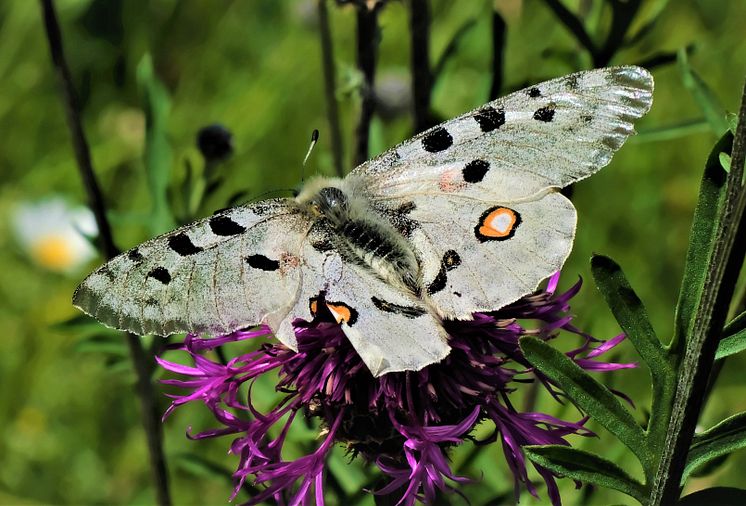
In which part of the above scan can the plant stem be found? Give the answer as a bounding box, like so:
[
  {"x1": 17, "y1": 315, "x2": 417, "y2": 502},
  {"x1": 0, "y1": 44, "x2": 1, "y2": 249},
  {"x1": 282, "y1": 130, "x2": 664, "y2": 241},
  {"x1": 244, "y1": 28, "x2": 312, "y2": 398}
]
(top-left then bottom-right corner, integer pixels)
[
  {"x1": 541, "y1": 0, "x2": 596, "y2": 57},
  {"x1": 650, "y1": 78, "x2": 746, "y2": 505},
  {"x1": 39, "y1": 1, "x2": 172, "y2": 504},
  {"x1": 39, "y1": 0, "x2": 117, "y2": 260},
  {"x1": 407, "y1": 0, "x2": 433, "y2": 133},
  {"x1": 353, "y1": 2, "x2": 380, "y2": 166},
  {"x1": 489, "y1": 8, "x2": 506, "y2": 101},
  {"x1": 317, "y1": 0, "x2": 345, "y2": 177}
]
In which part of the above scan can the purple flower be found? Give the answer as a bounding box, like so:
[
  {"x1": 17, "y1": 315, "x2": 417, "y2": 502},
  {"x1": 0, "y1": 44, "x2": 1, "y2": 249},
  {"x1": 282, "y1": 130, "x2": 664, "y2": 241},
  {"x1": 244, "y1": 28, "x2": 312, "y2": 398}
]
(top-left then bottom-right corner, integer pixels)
[{"x1": 158, "y1": 273, "x2": 634, "y2": 505}]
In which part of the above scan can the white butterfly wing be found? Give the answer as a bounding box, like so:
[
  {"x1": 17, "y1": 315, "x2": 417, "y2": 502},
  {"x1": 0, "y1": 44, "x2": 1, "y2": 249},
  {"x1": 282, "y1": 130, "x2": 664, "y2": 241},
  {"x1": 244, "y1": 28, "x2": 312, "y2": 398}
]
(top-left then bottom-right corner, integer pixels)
[
  {"x1": 353, "y1": 66, "x2": 653, "y2": 202},
  {"x1": 73, "y1": 199, "x2": 311, "y2": 336},
  {"x1": 351, "y1": 66, "x2": 652, "y2": 316},
  {"x1": 407, "y1": 192, "x2": 576, "y2": 317},
  {"x1": 273, "y1": 225, "x2": 450, "y2": 376}
]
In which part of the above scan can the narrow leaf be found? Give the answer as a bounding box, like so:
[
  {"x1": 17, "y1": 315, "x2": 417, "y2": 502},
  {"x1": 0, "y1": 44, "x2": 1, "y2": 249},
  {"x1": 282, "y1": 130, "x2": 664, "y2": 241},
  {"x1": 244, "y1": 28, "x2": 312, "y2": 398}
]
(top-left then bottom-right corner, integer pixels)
[
  {"x1": 137, "y1": 53, "x2": 175, "y2": 234},
  {"x1": 519, "y1": 337, "x2": 649, "y2": 464},
  {"x1": 715, "y1": 328, "x2": 746, "y2": 360},
  {"x1": 678, "y1": 50, "x2": 729, "y2": 135},
  {"x1": 672, "y1": 132, "x2": 733, "y2": 352},
  {"x1": 634, "y1": 118, "x2": 710, "y2": 143},
  {"x1": 720, "y1": 152, "x2": 732, "y2": 172},
  {"x1": 727, "y1": 112, "x2": 738, "y2": 135},
  {"x1": 591, "y1": 255, "x2": 667, "y2": 375},
  {"x1": 724, "y1": 310, "x2": 746, "y2": 337},
  {"x1": 684, "y1": 411, "x2": 746, "y2": 481},
  {"x1": 678, "y1": 487, "x2": 746, "y2": 505},
  {"x1": 524, "y1": 445, "x2": 646, "y2": 502}
]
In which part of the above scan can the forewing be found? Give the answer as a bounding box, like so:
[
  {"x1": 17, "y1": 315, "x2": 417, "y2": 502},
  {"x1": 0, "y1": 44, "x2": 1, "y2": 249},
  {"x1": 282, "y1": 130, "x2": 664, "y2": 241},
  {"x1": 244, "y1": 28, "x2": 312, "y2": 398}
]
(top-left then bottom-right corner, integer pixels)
[
  {"x1": 73, "y1": 199, "x2": 311, "y2": 336},
  {"x1": 352, "y1": 66, "x2": 653, "y2": 202},
  {"x1": 405, "y1": 192, "x2": 576, "y2": 317},
  {"x1": 273, "y1": 224, "x2": 450, "y2": 377}
]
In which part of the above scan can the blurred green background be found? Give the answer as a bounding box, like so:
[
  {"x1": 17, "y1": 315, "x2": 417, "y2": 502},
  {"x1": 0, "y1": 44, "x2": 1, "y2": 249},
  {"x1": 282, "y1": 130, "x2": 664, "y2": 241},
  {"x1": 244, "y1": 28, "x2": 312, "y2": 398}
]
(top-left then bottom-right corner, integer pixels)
[{"x1": 2, "y1": 0, "x2": 746, "y2": 504}]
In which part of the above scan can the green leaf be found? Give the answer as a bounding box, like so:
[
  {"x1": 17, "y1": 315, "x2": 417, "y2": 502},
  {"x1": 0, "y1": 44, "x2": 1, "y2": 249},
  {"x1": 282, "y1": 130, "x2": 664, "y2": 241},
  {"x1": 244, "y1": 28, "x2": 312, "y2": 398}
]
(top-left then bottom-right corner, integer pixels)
[
  {"x1": 688, "y1": 453, "x2": 729, "y2": 478},
  {"x1": 591, "y1": 255, "x2": 667, "y2": 375},
  {"x1": 724, "y1": 310, "x2": 746, "y2": 337},
  {"x1": 684, "y1": 412, "x2": 746, "y2": 482},
  {"x1": 634, "y1": 118, "x2": 710, "y2": 143},
  {"x1": 720, "y1": 152, "x2": 732, "y2": 172},
  {"x1": 677, "y1": 50, "x2": 729, "y2": 135},
  {"x1": 678, "y1": 487, "x2": 746, "y2": 505},
  {"x1": 715, "y1": 328, "x2": 746, "y2": 360},
  {"x1": 524, "y1": 445, "x2": 646, "y2": 502},
  {"x1": 519, "y1": 336, "x2": 649, "y2": 465},
  {"x1": 137, "y1": 53, "x2": 175, "y2": 235},
  {"x1": 673, "y1": 132, "x2": 734, "y2": 352},
  {"x1": 727, "y1": 112, "x2": 739, "y2": 135}
]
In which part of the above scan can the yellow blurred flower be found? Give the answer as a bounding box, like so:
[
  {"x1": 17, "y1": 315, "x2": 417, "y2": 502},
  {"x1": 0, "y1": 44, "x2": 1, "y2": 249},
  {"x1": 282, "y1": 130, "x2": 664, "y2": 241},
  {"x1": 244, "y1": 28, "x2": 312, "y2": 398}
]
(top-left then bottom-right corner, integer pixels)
[{"x1": 13, "y1": 199, "x2": 98, "y2": 273}]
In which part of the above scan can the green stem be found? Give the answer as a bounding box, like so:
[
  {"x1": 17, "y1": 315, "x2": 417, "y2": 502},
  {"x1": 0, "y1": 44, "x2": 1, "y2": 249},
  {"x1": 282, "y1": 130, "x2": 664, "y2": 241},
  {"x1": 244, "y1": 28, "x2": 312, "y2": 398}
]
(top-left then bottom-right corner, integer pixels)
[{"x1": 650, "y1": 78, "x2": 746, "y2": 505}]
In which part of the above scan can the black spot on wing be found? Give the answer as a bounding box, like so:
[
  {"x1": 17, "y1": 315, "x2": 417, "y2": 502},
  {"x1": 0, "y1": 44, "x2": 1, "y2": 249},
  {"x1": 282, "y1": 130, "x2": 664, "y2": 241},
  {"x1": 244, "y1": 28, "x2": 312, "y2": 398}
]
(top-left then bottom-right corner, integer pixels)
[
  {"x1": 527, "y1": 87, "x2": 541, "y2": 98},
  {"x1": 462, "y1": 160, "x2": 490, "y2": 183},
  {"x1": 533, "y1": 106, "x2": 555, "y2": 122},
  {"x1": 565, "y1": 74, "x2": 579, "y2": 89},
  {"x1": 396, "y1": 201, "x2": 416, "y2": 214},
  {"x1": 246, "y1": 254, "x2": 280, "y2": 271},
  {"x1": 427, "y1": 250, "x2": 462, "y2": 295},
  {"x1": 473, "y1": 106, "x2": 505, "y2": 132},
  {"x1": 168, "y1": 233, "x2": 203, "y2": 256},
  {"x1": 148, "y1": 266, "x2": 171, "y2": 284},
  {"x1": 421, "y1": 127, "x2": 453, "y2": 153},
  {"x1": 427, "y1": 266, "x2": 447, "y2": 295},
  {"x1": 310, "y1": 237, "x2": 334, "y2": 252},
  {"x1": 371, "y1": 297, "x2": 427, "y2": 318},
  {"x1": 443, "y1": 250, "x2": 461, "y2": 270},
  {"x1": 209, "y1": 215, "x2": 246, "y2": 236},
  {"x1": 127, "y1": 248, "x2": 144, "y2": 262},
  {"x1": 98, "y1": 266, "x2": 115, "y2": 281}
]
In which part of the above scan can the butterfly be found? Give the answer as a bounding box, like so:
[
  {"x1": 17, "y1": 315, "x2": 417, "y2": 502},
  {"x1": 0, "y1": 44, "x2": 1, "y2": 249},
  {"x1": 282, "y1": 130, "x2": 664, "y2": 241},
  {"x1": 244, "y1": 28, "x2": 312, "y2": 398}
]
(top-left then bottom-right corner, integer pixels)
[{"x1": 74, "y1": 66, "x2": 653, "y2": 377}]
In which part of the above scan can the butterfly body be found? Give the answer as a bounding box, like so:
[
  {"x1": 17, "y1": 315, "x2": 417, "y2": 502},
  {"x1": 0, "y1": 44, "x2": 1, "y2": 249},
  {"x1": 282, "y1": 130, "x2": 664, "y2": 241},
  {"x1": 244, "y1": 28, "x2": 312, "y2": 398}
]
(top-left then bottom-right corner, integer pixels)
[
  {"x1": 296, "y1": 176, "x2": 422, "y2": 296},
  {"x1": 74, "y1": 66, "x2": 654, "y2": 377}
]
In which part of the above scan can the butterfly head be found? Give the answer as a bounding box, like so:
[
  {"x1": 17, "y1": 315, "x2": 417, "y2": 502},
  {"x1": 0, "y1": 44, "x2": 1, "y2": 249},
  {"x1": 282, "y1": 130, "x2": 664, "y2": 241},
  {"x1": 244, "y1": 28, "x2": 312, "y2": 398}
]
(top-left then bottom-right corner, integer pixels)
[{"x1": 296, "y1": 177, "x2": 352, "y2": 224}]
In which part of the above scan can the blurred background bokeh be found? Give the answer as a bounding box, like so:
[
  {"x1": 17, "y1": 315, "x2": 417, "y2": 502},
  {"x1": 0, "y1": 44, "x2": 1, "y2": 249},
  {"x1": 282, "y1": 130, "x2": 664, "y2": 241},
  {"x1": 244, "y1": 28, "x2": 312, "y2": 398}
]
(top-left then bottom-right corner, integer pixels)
[{"x1": 2, "y1": 0, "x2": 746, "y2": 504}]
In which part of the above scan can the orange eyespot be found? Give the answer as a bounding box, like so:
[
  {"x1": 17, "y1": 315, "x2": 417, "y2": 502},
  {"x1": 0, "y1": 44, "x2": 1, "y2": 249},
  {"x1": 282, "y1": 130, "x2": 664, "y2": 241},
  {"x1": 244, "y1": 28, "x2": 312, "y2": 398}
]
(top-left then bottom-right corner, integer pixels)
[
  {"x1": 309, "y1": 297, "x2": 358, "y2": 325},
  {"x1": 475, "y1": 206, "x2": 521, "y2": 241}
]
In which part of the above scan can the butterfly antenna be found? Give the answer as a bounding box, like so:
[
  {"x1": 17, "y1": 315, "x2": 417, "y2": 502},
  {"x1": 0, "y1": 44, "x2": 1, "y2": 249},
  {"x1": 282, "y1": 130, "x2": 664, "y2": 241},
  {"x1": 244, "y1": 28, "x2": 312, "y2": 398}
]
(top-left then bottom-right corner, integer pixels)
[{"x1": 301, "y1": 129, "x2": 320, "y2": 183}]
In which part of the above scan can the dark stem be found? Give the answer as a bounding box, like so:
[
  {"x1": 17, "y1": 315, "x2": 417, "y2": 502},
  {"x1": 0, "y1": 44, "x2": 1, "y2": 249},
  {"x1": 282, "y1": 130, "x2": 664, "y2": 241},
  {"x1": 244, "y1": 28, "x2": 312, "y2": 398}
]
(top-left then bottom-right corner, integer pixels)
[
  {"x1": 407, "y1": 0, "x2": 433, "y2": 133},
  {"x1": 595, "y1": 0, "x2": 642, "y2": 68},
  {"x1": 650, "y1": 78, "x2": 746, "y2": 505},
  {"x1": 39, "y1": 1, "x2": 171, "y2": 504},
  {"x1": 633, "y1": 51, "x2": 680, "y2": 71},
  {"x1": 317, "y1": 0, "x2": 345, "y2": 177},
  {"x1": 353, "y1": 3, "x2": 380, "y2": 166},
  {"x1": 39, "y1": 0, "x2": 117, "y2": 260},
  {"x1": 489, "y1": 9, "x2": 506, "y2": 101},
  {"x1": 541, "y1": 0, "x2": 596, "y2": 57}
]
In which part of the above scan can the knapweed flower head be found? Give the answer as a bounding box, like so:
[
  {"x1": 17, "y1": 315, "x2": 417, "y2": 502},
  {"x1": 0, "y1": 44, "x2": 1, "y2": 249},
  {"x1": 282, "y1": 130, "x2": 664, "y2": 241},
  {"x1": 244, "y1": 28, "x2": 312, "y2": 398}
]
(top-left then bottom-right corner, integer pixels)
[{"x1": 158, "y1": 273, "x2": 635, "y2": 505}]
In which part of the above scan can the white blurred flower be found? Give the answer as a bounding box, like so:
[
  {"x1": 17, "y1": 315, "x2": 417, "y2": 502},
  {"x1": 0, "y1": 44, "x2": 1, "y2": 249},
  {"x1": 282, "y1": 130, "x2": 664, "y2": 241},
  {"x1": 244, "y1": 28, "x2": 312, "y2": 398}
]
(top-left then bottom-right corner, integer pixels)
[{"x1": 12, "y1": 198, "x2": 98, "y2": 273}]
